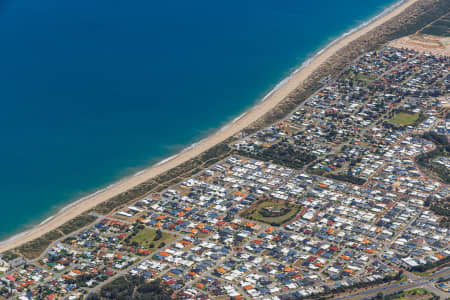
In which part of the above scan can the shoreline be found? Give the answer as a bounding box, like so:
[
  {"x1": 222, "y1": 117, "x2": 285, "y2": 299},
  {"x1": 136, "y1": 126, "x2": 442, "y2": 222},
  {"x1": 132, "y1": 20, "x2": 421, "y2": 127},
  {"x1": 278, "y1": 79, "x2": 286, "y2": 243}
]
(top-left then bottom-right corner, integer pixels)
[{"x1": 0, "y1": 0, "x2": 420, "y2": 253}]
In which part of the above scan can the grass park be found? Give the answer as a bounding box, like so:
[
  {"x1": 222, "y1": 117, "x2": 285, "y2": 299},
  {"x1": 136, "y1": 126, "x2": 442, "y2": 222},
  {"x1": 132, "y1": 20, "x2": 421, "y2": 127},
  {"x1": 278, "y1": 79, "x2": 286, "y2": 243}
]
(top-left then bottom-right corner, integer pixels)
[
  {"x1": 242, "y1": 200, "x2": 301, "y2": 226},
  {"x1": 389, "y1": 112, "x2": 419, "y2": 126},
  {"x1": 343, "y1": 71, "x2": 377, "y2": 85},
  {"x1": 126, "y1": 228, "x2": 175, "y2": 250}
]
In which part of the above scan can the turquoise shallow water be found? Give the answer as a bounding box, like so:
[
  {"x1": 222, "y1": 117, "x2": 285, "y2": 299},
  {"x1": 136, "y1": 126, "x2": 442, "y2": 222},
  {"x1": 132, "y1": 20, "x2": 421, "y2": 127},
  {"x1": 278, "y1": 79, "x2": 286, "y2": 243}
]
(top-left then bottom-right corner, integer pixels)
[{"x1": 0, "y1": 0, "x2": 399, "y2": 240}]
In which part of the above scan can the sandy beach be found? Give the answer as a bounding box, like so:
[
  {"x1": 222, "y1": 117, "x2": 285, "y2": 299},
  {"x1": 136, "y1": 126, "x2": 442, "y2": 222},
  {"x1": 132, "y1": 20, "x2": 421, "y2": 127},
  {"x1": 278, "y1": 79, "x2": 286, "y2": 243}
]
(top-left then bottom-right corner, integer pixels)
[{"x1": 0, "y1": 0, "x2": 421, "y2": 253}]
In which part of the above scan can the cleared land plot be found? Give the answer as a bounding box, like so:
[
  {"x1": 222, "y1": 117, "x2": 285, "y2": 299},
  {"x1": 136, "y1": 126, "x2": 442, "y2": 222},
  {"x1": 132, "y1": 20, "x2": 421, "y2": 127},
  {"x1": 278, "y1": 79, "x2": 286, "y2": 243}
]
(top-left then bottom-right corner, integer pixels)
[
  {"x1": 389, "y1": 112, "x2": 419, "y2": 126},
  {"x1": 243, "y1": 200, "x2": 301, "y2": 226},
  {"x1": 389, "y1": 33, "x2": 450, "y2": 56}
]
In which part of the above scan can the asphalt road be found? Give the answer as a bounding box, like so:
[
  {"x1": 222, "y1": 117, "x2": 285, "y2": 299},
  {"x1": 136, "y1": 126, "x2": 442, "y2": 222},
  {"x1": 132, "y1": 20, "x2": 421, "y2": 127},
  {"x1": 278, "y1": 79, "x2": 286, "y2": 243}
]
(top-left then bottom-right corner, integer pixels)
[{"x1": 333, "y1": 267, "x2": 450, "y2": 300}]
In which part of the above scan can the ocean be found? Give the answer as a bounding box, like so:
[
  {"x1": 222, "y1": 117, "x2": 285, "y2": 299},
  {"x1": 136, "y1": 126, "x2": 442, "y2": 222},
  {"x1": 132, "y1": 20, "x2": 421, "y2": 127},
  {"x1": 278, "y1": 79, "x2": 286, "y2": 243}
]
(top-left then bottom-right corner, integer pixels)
[{"x1": 0, "y1": 0, "x2": 399, "y2": 240}]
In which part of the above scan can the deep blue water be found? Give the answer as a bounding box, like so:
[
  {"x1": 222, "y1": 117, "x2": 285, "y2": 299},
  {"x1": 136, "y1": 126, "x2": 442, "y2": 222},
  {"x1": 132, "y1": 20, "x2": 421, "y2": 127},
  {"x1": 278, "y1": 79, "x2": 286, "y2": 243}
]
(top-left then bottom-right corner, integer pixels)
[{"x1": 0, "y1": 0, "x2": 399, "y2": 240}]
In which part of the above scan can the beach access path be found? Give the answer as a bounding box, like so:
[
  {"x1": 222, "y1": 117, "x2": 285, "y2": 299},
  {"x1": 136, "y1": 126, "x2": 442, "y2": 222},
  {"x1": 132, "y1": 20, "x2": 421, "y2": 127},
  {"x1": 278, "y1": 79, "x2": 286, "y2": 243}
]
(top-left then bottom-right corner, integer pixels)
[{"x1": 0, "y1": 0, "x2": 421, "y2": 253}]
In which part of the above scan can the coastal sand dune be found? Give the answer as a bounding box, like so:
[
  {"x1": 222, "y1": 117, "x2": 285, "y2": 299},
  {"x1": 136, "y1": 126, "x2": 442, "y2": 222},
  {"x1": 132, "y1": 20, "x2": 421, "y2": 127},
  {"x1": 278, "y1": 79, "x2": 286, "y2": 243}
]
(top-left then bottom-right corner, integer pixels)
[{"x1": 0, "y1": 0, "x2": 420, "y2": 253}]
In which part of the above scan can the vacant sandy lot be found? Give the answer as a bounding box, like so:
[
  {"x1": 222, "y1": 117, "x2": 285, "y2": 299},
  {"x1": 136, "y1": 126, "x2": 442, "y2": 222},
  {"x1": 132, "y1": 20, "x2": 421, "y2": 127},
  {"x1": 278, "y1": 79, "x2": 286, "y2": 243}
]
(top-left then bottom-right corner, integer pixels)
[{"x1": 389, "y1": 34, "x2": 450, "y2": 56}]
